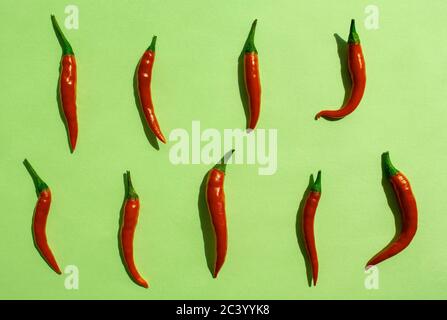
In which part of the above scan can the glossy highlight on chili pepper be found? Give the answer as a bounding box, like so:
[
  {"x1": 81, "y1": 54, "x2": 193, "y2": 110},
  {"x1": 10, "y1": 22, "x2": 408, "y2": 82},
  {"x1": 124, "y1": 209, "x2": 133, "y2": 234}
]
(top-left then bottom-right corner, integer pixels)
[
  {"x1": 316, "y1": 19, "x2": 366, "y2": 120},
  {"x1": 23, "y1": 159, "x2": 61, "y2": 275},
  {"x1": 119, "y1": 171, "x2": 148, "y2": 288},
  {"x1": 137, "y1": 36, "x2": 166, "y2": 144},
  {"x1": 206, "y1": 150, "x2": 235, "y2": 278},
  {"x1": 302, "y1": 171, "x2": 321, "y2": 286},
  {"x1": 243, "y1": 19, "x2": 261, "y2": 130},
  {"x1": 366, "y1": 152, "x2": 418, "y2": 268}
]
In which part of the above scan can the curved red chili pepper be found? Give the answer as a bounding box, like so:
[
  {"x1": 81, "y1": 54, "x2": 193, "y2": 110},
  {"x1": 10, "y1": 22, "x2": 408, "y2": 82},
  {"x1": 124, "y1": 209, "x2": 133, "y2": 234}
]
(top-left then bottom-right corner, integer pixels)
[
  {"x1": 137, "y1": 36, "x2": 166, "y2": 144},
  {"x1": 206, "y1": 150, "x2": 234, "y2": 278},
  {"x1": 244, "y1": 20, "x2": 261, "y2": 130},
  {"x1": 51, "y1": 15, "x2": 78, "y2": 152},
  {"x1": 302, "y1": 171, "x2": 321, "y2": 286},
  {"x1": 23, "y1": 159, "x2": 61, "y2": 275},
  {"x1": 120, "y1": 171, "x2": 148, "y2": 288},
  {"x1": 366, "y1": 152, "x2": 418, "y2": 268},
  {"x1": 316, "y1": 19, "x2": 366, "y2": 120}
]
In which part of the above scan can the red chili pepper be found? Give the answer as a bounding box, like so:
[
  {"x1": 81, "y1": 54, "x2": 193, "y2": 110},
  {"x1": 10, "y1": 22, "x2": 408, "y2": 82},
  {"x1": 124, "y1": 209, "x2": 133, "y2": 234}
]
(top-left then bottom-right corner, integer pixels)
[
  {"x1": 137, "y1": 36, "x2": 166, "y2": 144},
  {"x1": 302, "y1": 171, "x2": 321, "y2": 286},
  {"x1": 120, "y1": 171, "x2": 148, "y2": 288},
  {"x1": 206, "y1": 150, "x2": 234, "y2": 278},
  {"x1": 23, "y1": 159, "x2": 61, "y2": 275},
  {"x1": 316, "y1": 19, "x2": 366, "y2": 120},
  {"x1": 243, "y1": 20, "x2": 261, "y2": 130},
  {"x1": 51, "y1": 15, "x2": 78, "y2": 152},
  {"x1": 366, "y1": 152, "x2": 418, "y2": 268}
]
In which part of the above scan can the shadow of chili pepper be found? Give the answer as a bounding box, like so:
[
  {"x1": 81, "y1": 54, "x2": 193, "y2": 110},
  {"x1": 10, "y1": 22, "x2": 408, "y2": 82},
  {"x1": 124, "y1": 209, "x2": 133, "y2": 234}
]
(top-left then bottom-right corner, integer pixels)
[
  {"x1": 318, "y1": 34, "x2": 350, "y2": 122},
  {"x1": 117, "y1": 172, "x2": 142, "y2": 286},
  {"x1": 379, "y1": 153, "x2": 403, "y2": 247},
  {"x1": 133, "y1": 63, "x2": 160, "y2": 150},
  {"x1": 295, "y1": 174, "x2": 315, "y2": 287},
  {"x1": 237, "y1": 34, "x2": 251, "y2": 131},
  {"x1": 334, "y1": 33, "x2": 351, "y2": 107},
  {"x1": 197, "y1": 170, "x2": 215, "y2": 276}
]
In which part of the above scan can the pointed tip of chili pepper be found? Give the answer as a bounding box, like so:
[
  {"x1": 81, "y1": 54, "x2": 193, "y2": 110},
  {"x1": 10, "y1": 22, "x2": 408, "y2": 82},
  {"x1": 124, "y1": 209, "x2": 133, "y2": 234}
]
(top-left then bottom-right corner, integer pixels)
[
  {"x1": 147, "y1": 35, "x2": 157, "y2": 52},
  {"x1": 382, "y1": 151, "x2": 399, "y2": 178},
  {"x1": 348, "y1": 18, "x2": 361, "y2": 44},
  {"x1": 157, "y1": 131, "x2": 167, "y2": 144},
  {"x1": 125, "y1": 171, "x2": 139, "y2": 199},
  {"x1": 23, "y1": 159, "x2": 49, "y2": 194},
  {"x1": 248, "y1": 116, "x2": 259, "y2": 130},
  {"x1": 51, "y1": 14, "x2": 74, "y2": 55},
  {"x1": 243, "y1": 19, "x2": 258, "y2": 54},
  {"x1": 213, "y1": 266, "x2": 222, "y2": 278},
  {"x1": 213, "y1": 149, "x2": 235, "y2": 173},
  {"x1": 137, "y1": 278, "x2": 149, "y2": 288},
  {"x1": 365, "y1": 257, "x2": 382, "y2": 269},
  {"x1": 310, "y1": 170, "x2": 322, "y2": 193},
  {"x1": 70, "y1": 140, "x2": 77, "y2": 153},
  {"x1": 314, "y1": 111, "x2": 326, "y2": 120}
]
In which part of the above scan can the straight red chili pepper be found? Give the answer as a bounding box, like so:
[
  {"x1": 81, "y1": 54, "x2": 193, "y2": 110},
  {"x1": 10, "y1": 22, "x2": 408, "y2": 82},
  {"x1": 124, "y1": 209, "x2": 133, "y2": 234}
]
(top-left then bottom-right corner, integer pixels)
[
  {"x1": 244, "y1": 20, "x2": 261, "y2": 130},
  {"x1": 206, "y1": 150, "x2": 234, "y2": 278},
  {"x1": 366, "y1": 152, "x2": 418, "y2": 268},
  {"x1": 23, "y1": 159, "x2": 61, "y2": 275},
  {"x1": 137, "y1": 36, "x2": 166, "y2": 144},
  {"x1": 51, "y1": 15, "x2": 78, "y2": 152},
  {"x1": 316, "y1": 19, "x2": 366, "y2": 120},
  {"x1": 302, "y1": 171, "x2": 321, "y2": 286},
  {"x1": 120, "y1": 171, "x2": 148, "y2": 288}
]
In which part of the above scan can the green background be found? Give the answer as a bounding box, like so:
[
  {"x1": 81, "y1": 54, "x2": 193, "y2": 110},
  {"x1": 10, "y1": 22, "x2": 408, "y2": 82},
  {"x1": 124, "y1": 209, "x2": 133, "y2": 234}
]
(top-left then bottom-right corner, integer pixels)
[{"x1": 1, "y1": 0, "x2": 446, "y2": 299}]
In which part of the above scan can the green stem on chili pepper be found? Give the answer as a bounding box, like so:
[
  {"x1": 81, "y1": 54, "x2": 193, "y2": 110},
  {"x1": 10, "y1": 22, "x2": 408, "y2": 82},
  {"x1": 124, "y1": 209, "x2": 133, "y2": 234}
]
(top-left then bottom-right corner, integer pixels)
[
  {"x1": 244, "y1": 19, "x2": 258, "y2": 53},
  {"x1": 147, "y1": 35, "x2": 157, "y2": 52},
  {"x1": 24, "y1": 159, "x2": 48, "y2": 194},
  {"x1": 126, "y1": 170, "x2": 139, "y2": 199},
  {"x1": 51, "y1": 15, "x2": 74, "y2": 55},
  {"x1": 310, "y1": 170, "x2": 322, "y2": 193},
  {"x1": 382, "y1": 152, "x2": 399, "y2": 178},
  {"x1": 348, "y1": 19, "x2": 360, "y2": 44}
]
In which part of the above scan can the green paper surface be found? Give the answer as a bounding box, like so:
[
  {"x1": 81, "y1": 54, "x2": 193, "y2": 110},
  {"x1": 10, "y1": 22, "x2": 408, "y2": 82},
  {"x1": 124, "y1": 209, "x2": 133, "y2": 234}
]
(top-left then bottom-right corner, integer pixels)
[{"x1": 1, "y1": 0, "x2": 447, "y2": 299}]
